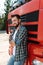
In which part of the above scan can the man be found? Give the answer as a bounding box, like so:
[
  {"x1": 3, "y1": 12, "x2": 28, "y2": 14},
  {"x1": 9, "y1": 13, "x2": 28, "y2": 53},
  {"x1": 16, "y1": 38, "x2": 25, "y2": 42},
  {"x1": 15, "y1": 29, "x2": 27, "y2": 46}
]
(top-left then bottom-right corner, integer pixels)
[{"x1": 7, "y1": 14, "x2": 28, "y2": 65}]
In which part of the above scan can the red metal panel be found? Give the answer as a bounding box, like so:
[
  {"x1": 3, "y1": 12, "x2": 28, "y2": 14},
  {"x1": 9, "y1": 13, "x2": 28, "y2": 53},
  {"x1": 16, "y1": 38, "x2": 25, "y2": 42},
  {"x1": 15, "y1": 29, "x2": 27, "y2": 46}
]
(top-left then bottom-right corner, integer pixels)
[
  {"x1": 20, "y1": 0, "x2": 39, "y2": 15},
  {"x1": 28, "y1": 38, "x2": 38, "y2": 41},
  {"x1": 40, "y1": 0, "x2": 43, "y2": 9},
  {"x1": 28, "y1": 44, "x2": 43, "y2": 65},
  {"x1": 8, "y1": 0, "x2": 39, "y2": 19},
  {"x1": 8, "y1": 8, "x2": 20, "y2": 19},
  {"x1": 8, "y1": 13, "x2": 11, "y2": 19},
  {"x1": 8, "y1": 9, "x2": 19, "y2": 19},
  {"x1": 21, "y1": 21, "x2": 38, "y2": 25},
  {"x1": 38, "y1": 9, "x2": 43, "y2": 42},
  {"x1": 29, "y1": 44, "x2": 43, "y2": 57}
]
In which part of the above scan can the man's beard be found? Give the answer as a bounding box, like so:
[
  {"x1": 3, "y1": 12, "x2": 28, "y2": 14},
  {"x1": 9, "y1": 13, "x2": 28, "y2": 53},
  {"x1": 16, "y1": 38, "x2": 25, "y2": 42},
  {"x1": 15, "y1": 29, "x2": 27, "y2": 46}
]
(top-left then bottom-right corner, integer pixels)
[{"x1": 15, "y1": 23, "x2": 20, "y2": 29}]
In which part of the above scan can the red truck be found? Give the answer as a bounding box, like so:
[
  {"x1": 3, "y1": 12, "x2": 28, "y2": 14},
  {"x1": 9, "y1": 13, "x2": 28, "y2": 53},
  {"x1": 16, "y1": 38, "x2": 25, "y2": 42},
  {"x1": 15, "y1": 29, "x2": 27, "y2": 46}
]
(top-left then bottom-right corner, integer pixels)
[{"x1": 7, "y1": 0, "x2": 43, "y2": 65}]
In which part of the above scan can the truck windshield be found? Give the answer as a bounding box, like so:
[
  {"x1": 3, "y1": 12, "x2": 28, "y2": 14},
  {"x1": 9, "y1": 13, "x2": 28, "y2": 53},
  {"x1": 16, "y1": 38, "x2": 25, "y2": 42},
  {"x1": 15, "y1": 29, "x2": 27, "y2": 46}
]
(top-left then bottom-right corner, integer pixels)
[{"x1": 9, "y1": 0, "x2": 31, "y2": 11}]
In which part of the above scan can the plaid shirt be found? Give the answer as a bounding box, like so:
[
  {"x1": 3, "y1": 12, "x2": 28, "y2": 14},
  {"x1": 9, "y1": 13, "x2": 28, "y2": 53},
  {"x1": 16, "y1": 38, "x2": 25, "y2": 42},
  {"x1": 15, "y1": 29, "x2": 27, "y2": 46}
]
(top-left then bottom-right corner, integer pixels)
[{"x1": 9, "y1": 25, "x2": 28, "y2": 61}]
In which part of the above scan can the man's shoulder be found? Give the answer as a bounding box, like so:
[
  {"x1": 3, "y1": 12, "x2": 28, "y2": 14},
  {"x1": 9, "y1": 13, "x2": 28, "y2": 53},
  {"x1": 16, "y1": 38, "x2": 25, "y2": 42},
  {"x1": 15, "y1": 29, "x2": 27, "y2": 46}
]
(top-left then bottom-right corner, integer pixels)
[{"x1": 20, "y1": 25, "x2": 27, "y2": 31}]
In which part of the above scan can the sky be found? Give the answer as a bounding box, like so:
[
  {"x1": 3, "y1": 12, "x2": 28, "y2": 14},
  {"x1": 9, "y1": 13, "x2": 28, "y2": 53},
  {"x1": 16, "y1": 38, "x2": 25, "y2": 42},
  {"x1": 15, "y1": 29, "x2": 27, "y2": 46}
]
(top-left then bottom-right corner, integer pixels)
[{"x1": 0, "y1": 0, "x2": 5, "y2": 16}]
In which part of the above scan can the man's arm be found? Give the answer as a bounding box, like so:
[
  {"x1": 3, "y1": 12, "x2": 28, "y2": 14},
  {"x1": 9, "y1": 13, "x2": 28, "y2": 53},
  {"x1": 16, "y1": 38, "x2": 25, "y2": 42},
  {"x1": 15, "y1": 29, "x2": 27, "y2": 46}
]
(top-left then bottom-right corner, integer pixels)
[
  {"x1": 8, "y1": 43, "x2": 13, "y2": 55},
  {"x1": 9, "y1": 33, "x2": 16, "y2": 46},
  {"x1": 8, "y1": 34, "x2": 16, "y2": 55},
  {"x1": 9, "y1": 40, "x2": 16, "y2": 47}
]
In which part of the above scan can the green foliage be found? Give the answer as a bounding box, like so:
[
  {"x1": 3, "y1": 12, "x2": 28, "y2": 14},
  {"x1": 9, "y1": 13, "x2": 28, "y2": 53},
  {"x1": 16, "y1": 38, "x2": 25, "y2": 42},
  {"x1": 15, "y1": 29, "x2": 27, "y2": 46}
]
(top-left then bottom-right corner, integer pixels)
[
  {"x1": 0, "y1": 17, "x2": 5, "y2": 30},
  {"x1": 0, "y1": 0, "x2": 11, "y2": 30},
  {"x1": 3, "y1": 0, "x2": 11, "y2": 30}
]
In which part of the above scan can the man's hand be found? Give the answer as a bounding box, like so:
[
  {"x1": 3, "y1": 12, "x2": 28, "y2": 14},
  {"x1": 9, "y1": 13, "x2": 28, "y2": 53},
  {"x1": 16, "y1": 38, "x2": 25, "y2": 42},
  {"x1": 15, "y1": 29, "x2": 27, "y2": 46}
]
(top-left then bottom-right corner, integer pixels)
[
  {"x1": 8, "y1": 44, "x2": 13, "y2": 55},
  {"x1": 9, "y1": 40, "x2": 16, "y2": 47},
  {"x1": 8, "y1": 40, "x2": 16, "y2": 55}
]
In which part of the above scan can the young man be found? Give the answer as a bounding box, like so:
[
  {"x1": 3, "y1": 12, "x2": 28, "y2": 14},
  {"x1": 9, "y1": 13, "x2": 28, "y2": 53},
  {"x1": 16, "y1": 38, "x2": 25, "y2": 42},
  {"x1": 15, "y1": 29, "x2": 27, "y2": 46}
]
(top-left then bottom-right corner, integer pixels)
[{"x1": 7, "y1": 14, "x2": 28, "y2": 65}]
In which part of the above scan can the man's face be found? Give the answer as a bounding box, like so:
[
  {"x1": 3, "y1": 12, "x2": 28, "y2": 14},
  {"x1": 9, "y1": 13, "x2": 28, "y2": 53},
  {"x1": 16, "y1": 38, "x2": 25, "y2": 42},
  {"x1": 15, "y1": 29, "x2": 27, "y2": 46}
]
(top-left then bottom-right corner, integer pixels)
[{"x1": 11, "y1": 16, "x2": 20, "y2": 27}]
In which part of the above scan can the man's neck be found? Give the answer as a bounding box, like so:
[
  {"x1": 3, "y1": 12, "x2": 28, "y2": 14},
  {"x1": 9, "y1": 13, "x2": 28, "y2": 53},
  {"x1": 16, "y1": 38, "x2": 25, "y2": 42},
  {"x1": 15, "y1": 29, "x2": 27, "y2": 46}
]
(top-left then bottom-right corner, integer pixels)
[{"x1": 16, "y1": 24, "x2": 20, "y2": 30}]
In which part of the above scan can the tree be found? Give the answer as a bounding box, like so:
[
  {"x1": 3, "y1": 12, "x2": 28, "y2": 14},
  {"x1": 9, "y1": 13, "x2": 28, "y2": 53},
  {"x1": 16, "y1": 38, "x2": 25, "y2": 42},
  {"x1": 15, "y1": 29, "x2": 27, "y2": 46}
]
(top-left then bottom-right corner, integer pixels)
[
  {"x1": 0, "y1": 16, "x2": 4, "y2": 30},
  {"x1": 3, "y1": 0, "x2": 11, "y2": 30}
]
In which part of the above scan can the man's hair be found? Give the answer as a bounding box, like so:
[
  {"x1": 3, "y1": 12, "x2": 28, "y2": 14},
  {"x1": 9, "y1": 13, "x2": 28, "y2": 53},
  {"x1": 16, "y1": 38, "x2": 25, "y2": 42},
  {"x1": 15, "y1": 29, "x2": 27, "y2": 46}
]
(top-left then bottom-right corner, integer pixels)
[{"x1": 11, "y1": 14, "x2": 20, "y2": 19}]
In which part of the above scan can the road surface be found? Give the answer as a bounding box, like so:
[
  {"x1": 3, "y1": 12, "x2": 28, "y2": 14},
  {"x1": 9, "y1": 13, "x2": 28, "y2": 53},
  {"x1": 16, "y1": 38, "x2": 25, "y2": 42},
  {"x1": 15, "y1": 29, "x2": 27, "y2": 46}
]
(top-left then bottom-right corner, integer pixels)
[{"x1": 0, "y1": 31, "x2": 10, "y2": 65}]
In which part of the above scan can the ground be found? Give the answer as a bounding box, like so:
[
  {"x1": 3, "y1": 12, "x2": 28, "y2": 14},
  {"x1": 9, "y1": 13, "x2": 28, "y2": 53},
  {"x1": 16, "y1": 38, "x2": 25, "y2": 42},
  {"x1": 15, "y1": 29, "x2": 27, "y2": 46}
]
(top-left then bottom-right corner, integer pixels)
[{"x1": 0, "y1": 31, "x2": 10, "y2": 65}]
